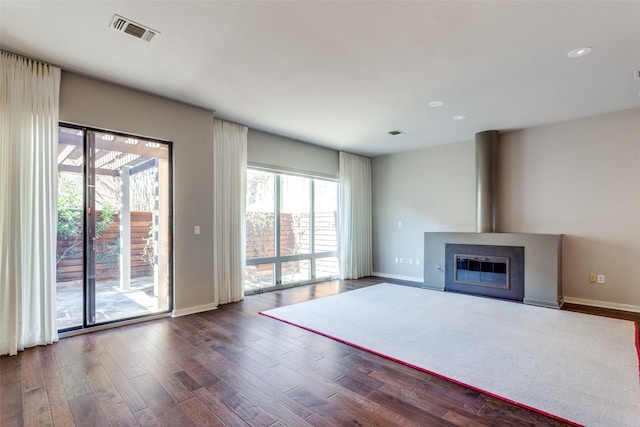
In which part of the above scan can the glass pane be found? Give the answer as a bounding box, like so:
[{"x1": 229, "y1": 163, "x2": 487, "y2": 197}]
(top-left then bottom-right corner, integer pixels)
[
  {"x1": 245, "y1": 263, "x2": 275, "y2": 292},
  {"x1": 92, "y1": 131, "x2": 171, "y2": 324},
  {"x1": 280, "y1": 175, "x2": 310, "y2": 255},
  {"x1": 314, "y1": 180, "x2": 338, "y2": 253},
  {"x1": 246, "y1": 170, "x2": 275, "y2": 258},
  {"x1": 56, "y1": 127, "x2": 85, "y2": 330},
  {"x1": 282, "y1": 260, "x2": 310, "y2": 284},
  {"x1": 315, "y1": 257, "x2": 339, "y2": 279}
]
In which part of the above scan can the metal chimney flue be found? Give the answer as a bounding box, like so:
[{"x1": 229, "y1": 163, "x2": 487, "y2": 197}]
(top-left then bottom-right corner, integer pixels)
[{"x1": 476, "y1": 130, "x2": 498, "y2": 233}]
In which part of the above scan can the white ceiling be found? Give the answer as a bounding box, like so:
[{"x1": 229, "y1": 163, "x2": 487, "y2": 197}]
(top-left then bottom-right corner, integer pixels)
[{"x1": 1, "y1": 1, "x2": 639, "y2": 156}]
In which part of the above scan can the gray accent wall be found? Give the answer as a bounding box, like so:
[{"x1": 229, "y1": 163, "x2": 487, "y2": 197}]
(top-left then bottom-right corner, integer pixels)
[
  {"x1": 371, "y1": 107, "x2": 640, "y2": 311},
  {"x1": 371, "y1": 141, "x2": 476, "y2": 281},
  {"x1": 497, "y1": 107, "x2": 640, "y2": 310}
]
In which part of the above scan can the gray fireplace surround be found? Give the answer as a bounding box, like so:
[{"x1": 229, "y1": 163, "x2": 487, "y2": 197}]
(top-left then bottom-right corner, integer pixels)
[{"x1": 424, "y1": 232, "x2": 563, "y2": 308}]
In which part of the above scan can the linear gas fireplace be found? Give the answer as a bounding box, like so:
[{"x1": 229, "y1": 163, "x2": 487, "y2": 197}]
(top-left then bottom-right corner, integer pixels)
[
  {"x1": 445, "y1": 244, "x2": 524, "y2": 301},
  {"x1": 424, "y1": 232, "x2": 562, "y2": 308},
  {"x1": 454, "y1": 254, "x2": 508, "y2": 289}
]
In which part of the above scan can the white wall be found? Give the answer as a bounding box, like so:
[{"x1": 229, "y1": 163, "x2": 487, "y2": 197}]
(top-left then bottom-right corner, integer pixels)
[
  {"x1": 60, "y1": 71, "x2": 216, "y2": 313},
  {"x1": 371, "y1": 141, "x2": 476, "y2": 281},
  {"x1": 498, "y1": 107, "x2": 640, "y2": 310}
]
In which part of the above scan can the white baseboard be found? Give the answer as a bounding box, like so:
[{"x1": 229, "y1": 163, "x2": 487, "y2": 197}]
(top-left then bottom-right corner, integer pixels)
[
  {"x1": 372, "y1": 272, "x2": 423, "y2": 284},
  {"x1": 172, "y1": 302, "x2": 218, "y2": 317},
  {"x1": 563, "y1": 296, "x2": 640, "y2": 314}
]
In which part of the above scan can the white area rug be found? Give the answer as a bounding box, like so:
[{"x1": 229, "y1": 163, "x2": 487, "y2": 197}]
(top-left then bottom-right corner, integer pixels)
[{"x1": 261, "y1": 283, "x2": 640, "y2": 427}]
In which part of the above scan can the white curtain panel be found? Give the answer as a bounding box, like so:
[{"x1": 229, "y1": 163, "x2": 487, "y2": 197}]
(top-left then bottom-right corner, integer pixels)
[
  {"x1": 339, "y1": 151, "x2": 372, "y2": 279},
  {"x1": 0, "y1": 52, "x2": 61, "y2": 356},
  {"x1": 213, "y1": 118, "x2": 247, "y2": 304}
]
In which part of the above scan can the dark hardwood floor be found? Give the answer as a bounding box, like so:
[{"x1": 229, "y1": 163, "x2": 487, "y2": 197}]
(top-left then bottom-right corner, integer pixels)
[{"x1": 2, "y1": 277, "x2": 638, "y2": 426}]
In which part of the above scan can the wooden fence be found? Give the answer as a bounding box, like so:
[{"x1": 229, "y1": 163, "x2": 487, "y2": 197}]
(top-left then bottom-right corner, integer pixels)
[
  {"x1": 56, "y1": 211, "x2": 154, "y2": 282},
  {"x1": 246, "y1": 211, "x2": 337, "y2": 259},
  {"x1": 246, "y1": 211, "x2": 338, "y2": 283}
]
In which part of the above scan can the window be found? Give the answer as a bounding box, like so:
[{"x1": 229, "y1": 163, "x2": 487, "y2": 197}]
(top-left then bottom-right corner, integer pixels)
[{"x1": 245, "y1": 168, "x2": 339, "y2": 293}]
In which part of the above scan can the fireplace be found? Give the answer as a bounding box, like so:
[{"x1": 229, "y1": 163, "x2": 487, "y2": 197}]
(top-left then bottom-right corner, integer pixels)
[
  {"x1": 423, "y1": 132, "x2": 562, "y2": 308},
  {"x1": 445, "y1": 243, "x2": 524, "y2": 301},
  {"x1": 454, "y1": 254, "x2": 508, "y2": 289},
  {"x1": 424, "y1": 232, "x2": 562, "y2": 308}
]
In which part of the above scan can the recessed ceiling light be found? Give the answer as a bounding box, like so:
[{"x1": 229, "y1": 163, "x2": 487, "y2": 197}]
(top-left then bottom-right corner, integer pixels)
[
  {"x1": 452, "y1": 115, "x2": 467, "y2": 121},
  {"x1": 567, "y1": 47, "x2": 592, "y2": 58},
  {"x1": 428, "y1": 100, "x2": 445, "y2": 107}
]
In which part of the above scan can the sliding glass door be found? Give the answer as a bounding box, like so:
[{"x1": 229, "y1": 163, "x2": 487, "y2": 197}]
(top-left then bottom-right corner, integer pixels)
[{"x1": 56, "y1": 124, "x2": 172, "y2": 330}]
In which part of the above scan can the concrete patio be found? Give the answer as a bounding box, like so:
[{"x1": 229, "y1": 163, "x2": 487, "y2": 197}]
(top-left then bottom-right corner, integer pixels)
[{"x1": 56, "y1": 275, "x2": 165, "y2": 330}]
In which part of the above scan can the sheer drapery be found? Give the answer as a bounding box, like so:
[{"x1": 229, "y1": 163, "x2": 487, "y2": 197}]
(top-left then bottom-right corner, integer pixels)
[
  {"x1": 0, "y1": 52, "x2": 61, "y2": 356},
  {"x1": 339, "y1": 151, "x2": 372, "y2": 279},
  {"x1": 213, "y1": 118, "x2": 247, "y2": 304}
]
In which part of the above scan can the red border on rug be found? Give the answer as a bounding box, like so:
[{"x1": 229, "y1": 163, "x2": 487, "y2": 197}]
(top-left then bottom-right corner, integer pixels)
[
  {"x1": 636, "y1": 322, "x2": 640, "y2": 383},
  {"x1": 260, "y1": 310, "x2": 588, "y2": 427}
]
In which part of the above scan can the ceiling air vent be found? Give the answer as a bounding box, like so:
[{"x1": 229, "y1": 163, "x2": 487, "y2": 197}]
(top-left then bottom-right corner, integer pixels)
[{"x1": 110, "y1": 14, "x2": 159, "y2": 43}]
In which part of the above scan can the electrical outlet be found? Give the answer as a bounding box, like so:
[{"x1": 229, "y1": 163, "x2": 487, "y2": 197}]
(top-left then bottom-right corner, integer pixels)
[
  {"x1": 399, "y1": 258, "x2": 403, "y2": 264},
  {"x1": 408, "y1": 258, "x2": 413, "y2": 265},
  {"x1": 416, "y1": 258, "x2": 421, "y2": 266},
  {"x1": 589, "y1": 273, "x2": 597, "y2": 283},
  {"x1": 395, "y1": 257, "x2": 399, "y2": 263},
  {"x1": 597, "y1": 274, "x2": 605, "y2": 284}
]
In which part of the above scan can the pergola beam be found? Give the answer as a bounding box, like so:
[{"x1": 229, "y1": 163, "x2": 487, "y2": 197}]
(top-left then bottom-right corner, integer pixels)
[
  {"x1": 58, "y1": 164, "x2": 119, "y2": 177},
  {"x1": 59, "y1": 132, "x2": 169, "y2": 159},
  {"x1": 129, "y1": 158, "x2": 158, "y2": 175}
]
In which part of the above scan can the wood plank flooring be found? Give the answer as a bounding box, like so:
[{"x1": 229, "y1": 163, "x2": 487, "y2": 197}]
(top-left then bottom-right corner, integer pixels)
[{"x1": 2, "y1": 277, "x2": 638, "y2": 426}]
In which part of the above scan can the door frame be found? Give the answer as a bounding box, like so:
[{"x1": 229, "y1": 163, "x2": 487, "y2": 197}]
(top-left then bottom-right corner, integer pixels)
[{"x1": 58, "y1": 122, "x2": 174, "y2": 332}]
